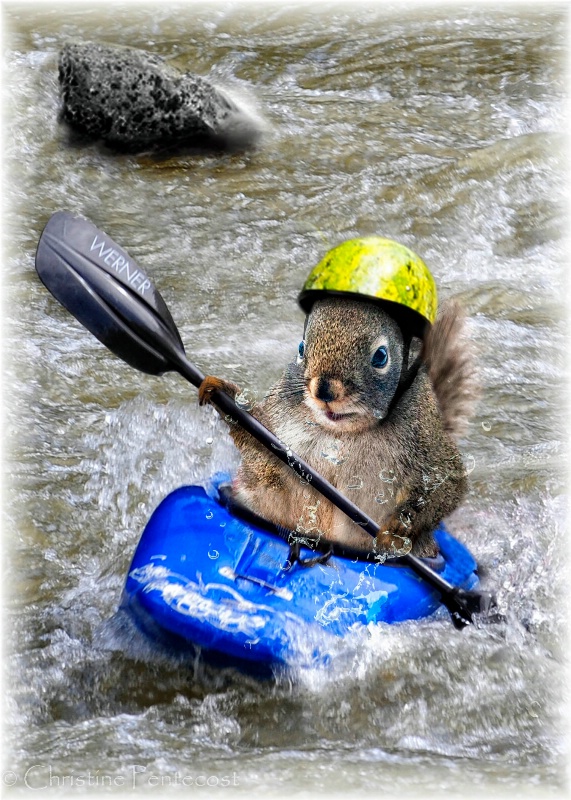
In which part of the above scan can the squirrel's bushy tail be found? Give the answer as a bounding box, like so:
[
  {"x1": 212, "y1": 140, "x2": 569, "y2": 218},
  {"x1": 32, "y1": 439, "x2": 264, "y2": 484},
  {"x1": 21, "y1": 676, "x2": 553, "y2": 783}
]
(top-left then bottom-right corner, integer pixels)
[{"x1": 422, "y1": 299, "x2": 478, "y2": 439}]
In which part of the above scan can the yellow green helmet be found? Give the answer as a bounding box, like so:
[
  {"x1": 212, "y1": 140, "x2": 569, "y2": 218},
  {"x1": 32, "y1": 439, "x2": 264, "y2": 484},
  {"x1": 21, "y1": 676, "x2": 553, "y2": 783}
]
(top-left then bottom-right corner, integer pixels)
[{"x1": 298, "y1": 236, "x2": 437, "y2": 338}]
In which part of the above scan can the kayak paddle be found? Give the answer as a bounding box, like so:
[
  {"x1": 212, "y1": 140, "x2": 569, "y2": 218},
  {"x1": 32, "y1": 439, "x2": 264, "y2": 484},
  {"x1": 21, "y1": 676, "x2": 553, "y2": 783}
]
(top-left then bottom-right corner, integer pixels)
[{"x1": 35, "y1": 210, "x2": 499, "y2": 629}]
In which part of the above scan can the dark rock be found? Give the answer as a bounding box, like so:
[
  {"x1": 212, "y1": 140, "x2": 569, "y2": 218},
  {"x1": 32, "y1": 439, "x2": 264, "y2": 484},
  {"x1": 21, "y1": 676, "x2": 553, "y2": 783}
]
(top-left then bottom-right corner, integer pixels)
[{"x1": 58, "y1": 41, "x2": 263, "y2": 153}]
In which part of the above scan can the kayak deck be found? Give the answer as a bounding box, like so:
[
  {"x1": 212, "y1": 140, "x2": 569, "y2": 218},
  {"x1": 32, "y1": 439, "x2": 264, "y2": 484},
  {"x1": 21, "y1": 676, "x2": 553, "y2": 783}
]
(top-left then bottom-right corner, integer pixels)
[{"x1": 121, "y1": 480, "x2": 479, "y2": 670}]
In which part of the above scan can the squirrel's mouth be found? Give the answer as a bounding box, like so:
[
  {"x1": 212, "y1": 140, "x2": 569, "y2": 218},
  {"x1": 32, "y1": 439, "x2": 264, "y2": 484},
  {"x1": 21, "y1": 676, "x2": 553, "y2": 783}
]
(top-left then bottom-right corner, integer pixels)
[
  {"x1": 314, "y1": 402, "x2": 364, "y2": 429},
  {"x1": 324, "y1": 408, "x2": 354, "y2": 422},
  {"x1": 304, "y1": 394, "x2": 370, "y2": 430}
]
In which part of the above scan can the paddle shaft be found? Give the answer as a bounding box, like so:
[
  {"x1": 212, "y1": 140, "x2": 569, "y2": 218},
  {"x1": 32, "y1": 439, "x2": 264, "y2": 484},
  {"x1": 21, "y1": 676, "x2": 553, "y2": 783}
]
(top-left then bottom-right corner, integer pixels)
[{"x1": 169, "y1": 349, "x2": 459, "y2": 599}]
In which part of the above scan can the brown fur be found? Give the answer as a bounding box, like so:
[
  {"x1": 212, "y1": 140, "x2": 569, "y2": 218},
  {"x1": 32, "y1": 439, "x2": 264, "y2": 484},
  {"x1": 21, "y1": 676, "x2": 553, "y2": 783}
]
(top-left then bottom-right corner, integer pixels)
[
  {"x1": 200, "y1": 297, "x2": 476, "y2": 559},
  {"x1": 423, "y1": 299, "x2": 479, "y2": 439}
]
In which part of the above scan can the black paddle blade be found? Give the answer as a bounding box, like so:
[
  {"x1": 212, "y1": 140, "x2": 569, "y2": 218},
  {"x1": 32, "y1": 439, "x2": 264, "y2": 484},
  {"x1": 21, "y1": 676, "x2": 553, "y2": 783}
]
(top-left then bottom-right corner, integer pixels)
[
  {"x1": 446, "y1": 588, "x2": 503, "y2": 630},
  {"x1": 35, "y1": 211, "x2": 186, "y2": 375}
]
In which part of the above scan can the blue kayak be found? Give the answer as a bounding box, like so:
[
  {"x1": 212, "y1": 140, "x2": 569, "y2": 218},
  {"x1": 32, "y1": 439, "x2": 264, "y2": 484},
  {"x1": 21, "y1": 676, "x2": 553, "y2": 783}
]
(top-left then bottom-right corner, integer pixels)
[{"x1": 121, "y1": 475, "x2": 479, "y2": 672}]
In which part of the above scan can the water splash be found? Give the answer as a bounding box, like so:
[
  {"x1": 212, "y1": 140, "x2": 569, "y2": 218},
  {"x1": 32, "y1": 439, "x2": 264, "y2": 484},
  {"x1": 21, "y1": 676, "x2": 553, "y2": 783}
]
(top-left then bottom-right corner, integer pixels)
[
  {"x1": 320, "y1": 440, "x2": 346, "y2": 466},
  {"x1": 375, "y1": 530, "x2": 413, "y2": 559},
  {"x1": 399, "y1": 512, "x2": 412, "y2": 529}
]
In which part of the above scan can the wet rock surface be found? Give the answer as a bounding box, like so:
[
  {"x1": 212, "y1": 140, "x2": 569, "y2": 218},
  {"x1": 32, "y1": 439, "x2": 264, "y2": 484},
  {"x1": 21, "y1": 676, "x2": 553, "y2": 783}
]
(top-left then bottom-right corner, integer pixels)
[{"x1": 58, "y1": 42, "x2": 261, "y2": 153}]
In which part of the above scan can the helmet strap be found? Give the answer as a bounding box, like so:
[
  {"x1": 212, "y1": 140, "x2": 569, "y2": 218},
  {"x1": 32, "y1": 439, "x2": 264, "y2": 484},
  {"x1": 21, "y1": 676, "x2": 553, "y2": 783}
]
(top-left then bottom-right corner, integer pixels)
[{"x1": 383, "y1": 334, "x2": 423, "y2": 421}]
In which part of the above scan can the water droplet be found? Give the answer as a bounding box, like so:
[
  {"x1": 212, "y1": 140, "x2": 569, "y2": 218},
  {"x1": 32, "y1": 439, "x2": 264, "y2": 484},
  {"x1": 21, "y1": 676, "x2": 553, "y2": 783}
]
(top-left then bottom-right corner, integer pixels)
[
  {"x1": 375, "y1": 493, "x2": 388, "y2": 504},
  {"x1": 405, "y1": 285, "x2": 411, "y2": 291},
  {"x1": 235, "y1": 389, "x2": 255, "y2": 411},
  {"x1": 379, "y1": 469, "x2": 395, "y2": 483},
  {"x1": 208, "y1": 549, "x2": 219, "y2": 559},
  {"x1": 219, "y1": 522, "x2": 226, "y2": 528},
  {"x1": 481, "y1": 421, "x2": 492, "y2": 432},
  {"x1": 205, "y1": 436, "x2": 213, "y2": 445},
  {"x1": 391, "y1": 536, "x2": 412, "y2": 556},
  {"x1": 372, "y1": 408, "x2": 384, "y2": 419},
  {"x1": 206, "y1": 511, "x2": 214, "y2": 520},
  {"x1": 224, "y1": 414, "x2": 237, "y2": 426},
  {"x1": 464, "y1": 455, "x2": 476, "y2": 475},
  {"x1": 348, "y1": 476, "x2": 363, "y2": 490},
  {"x1": 321, "y1": 441, "x2": 346, "y2": 465}
]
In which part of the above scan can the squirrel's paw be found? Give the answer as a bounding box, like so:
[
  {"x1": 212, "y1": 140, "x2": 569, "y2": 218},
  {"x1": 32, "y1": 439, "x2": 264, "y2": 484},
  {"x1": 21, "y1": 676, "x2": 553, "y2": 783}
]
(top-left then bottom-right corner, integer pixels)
[
  {"x1": 375, "y1": 517, "x2": 413, "y2": 558},
  {"x1": 198, "y1": 376, "x2": 239, "y2": 407}
]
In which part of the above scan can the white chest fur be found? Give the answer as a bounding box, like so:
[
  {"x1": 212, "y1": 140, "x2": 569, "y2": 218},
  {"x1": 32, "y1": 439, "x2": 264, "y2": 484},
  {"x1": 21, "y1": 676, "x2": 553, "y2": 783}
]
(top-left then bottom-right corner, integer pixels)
[{"x1": 270, "y1": 410, "x2": 402, "y2": 550}]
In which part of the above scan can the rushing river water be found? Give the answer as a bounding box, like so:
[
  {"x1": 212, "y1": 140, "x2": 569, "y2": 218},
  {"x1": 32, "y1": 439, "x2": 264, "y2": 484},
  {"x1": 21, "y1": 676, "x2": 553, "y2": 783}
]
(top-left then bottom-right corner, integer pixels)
[{"x1": 4, "y1": 3, "x2": 568, "y2": 797}]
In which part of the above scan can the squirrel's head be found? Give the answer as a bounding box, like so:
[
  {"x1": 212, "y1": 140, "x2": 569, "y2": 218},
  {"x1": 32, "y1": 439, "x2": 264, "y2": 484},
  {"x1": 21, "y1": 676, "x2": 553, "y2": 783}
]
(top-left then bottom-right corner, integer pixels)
[{"x1": 298, "y1": 298, "x2": 411, "y2": 433}]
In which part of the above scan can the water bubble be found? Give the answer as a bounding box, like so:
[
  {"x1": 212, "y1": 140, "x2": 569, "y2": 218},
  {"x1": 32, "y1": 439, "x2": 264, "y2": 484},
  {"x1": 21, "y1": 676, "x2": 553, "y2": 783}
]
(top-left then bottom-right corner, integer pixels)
[
  {"x1": 208, "y1": 549, "x2": 219, "y2": 559},
  {"x1": 464, "y1": 454, "x2": 476, "y2": 475},
  {"x1": 205, "y1": 511, "x2": 214, "y2": 520},
  {"x1": 481, "y1": 421, "x2": 492, "y2": 432},
  {"x1": 391, "y1": 536, "x2": 412, "y2": 556},
  {"x1": 235, "y1": 388, "x2": 255, "y2": 411}
]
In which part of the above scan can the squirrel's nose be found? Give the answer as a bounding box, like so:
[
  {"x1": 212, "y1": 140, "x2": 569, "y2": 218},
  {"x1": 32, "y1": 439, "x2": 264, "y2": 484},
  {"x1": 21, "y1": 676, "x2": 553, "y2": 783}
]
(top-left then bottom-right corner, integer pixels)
[{"x1": 309, "y1": 376, "x2": 344, "y2": 403}]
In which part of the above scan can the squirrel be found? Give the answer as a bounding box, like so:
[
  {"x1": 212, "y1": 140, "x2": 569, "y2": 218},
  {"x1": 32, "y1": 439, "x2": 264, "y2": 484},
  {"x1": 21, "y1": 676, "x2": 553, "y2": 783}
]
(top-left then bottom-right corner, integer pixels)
[{"x1": 198, "y1": 237, "x2": 477, "y2": 562}]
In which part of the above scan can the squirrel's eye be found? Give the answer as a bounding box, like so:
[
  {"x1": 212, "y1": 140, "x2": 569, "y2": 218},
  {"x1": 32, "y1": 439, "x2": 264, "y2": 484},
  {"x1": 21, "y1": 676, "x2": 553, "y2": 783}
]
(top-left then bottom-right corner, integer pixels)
[
  {"x1": 297, "y1": 341, "x2": 305, "y2": 362},
  {"x1": 371, "y1": 346, "x2": 388, "y2": 368}
]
